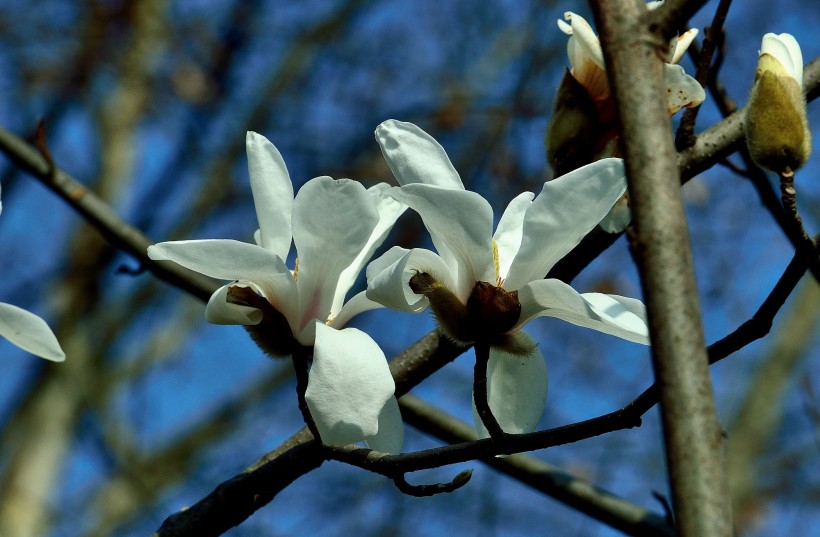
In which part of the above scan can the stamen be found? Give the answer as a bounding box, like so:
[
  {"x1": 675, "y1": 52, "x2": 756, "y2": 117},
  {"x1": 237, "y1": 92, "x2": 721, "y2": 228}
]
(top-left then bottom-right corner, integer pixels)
[
  {"x1": 293, "y1": 258, "x2": 299, "y2": 281},
  {"x1": 492, "y1": 240, "x2": 503, "y2": 287}
]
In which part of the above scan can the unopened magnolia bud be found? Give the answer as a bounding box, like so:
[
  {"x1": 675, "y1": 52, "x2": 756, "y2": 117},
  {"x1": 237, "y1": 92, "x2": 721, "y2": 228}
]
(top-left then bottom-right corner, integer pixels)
[
  {"x1": 227, "y1": 286, "x2": 295, "y2": 357},
  {"x1": 409, "y1": 272, "x2": 474, "y2": 344},
  {"x1": 546, "y1": 69, "x2": 599, "y2": 177},
  {"x1": 746, "y1": 33, "x2": 811, "y2": 175}
]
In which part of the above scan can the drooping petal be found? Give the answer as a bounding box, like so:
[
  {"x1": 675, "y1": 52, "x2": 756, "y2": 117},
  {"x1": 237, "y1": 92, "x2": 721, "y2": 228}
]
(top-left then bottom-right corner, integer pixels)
[
  {"x1": 517, "y1": 279, "x2": 650, "y2": 344},
  {"x1": 0, "y1": 302, "x2": 65, "y2": 362},
  {"x1": 148, "y1": 239, "x2": 298, "y2": 323},
  {"x1": 204, "y1": 283, "x2": 264, "y2": 325},
  {"x1": 472, "y1": 333, "x2": 547, "y2": 438},
  {"x1": 331, "y1": 290, "x2": 383, "y2": 329},
  {"x1": 493, "y1": 192, "x2": 534, "y2": 282},
  {"x1": 503, "y1": 158, "x2": 627, "y2": 290},
  {"x1": 291, "y1": 177, "x2": 379, "y2": 332},
  {"x1": 375, "y1": 120, "x2": 465, "y2": 189},
  {"x1": 363, "y1": 396, "x2": 405, "y2": 454},
  {"x1": 331, "y1": 183, "x2": 407, "y2": 320},
  {"x1": 306, "y1": 324, "x2": 396, "y2": 447},
  {"x1": 390, "y1": 183, "x2": 494, "y2": 299},
  {"x1": 246, "y1": 131, "x2": 294, "y2": 260},
  {"x1": 366, "y1": 246, "x2": 456, "y2": 313},
  {"x1": 761, "y1": 33, "x2": 803, "y2": 85},
  {"x1": 664, "y1": 64, "x2": 706, "y2": 114}
]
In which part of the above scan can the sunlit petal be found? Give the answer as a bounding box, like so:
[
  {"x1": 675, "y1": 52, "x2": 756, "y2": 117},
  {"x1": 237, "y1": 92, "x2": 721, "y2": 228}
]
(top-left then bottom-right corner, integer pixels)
[
  {"x1": 291, "y1": 177, "x2": 379, "y2": 330},
  {"x1": 670, "y1": 28, "x2": 698, "y2": 64},
  {"x1": 306, "y1": 324, "x2": 395, "y2": 447},
  {"x1": 504, "y1": 158, "x2": 626, "y2": 290},
  {"x1": 375, "y1": 120, "x2": 465, "y2": 189},
  {"x1": 563, "y1": 12, "x2": 605, "y2": 68},
  {"x1": 366, "y1": 246, "x2": 456, "y2": 312},
  {"x1": 364, "y1": 396, "x2": 405, "y2": 454},
  {"x1": 493, "y1": 192, "x2": 534, "y2": 282},
  {"x1": 472, "y1": 334, "x2": 547, "y2": 438},
  {"x1": 761, "y1": 32, "x2": 803, "y2": 85},
  {"x1": 0, "y1": 302, "x2": 65, "y2": 362},
  {"x1": 517, "y1": 279, "x2": 650, "y2": 344},
  {"x1": 390, "y1": 184, "x2": 494, "y2": 298},
  {"x1": 246, "y1": 132, "x2": 294, "y2": 260}
]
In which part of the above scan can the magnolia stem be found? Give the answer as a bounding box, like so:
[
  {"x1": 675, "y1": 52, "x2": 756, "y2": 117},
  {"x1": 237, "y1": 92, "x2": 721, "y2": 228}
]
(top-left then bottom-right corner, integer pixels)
[
  {"x1": 779, "y1": 170, "x2": 811, "y2": 243},
  {"x1": 472, "y1": 340, "x2": 508, "y2": 442},
  {"x1": 291, "y1": 345, "x2": 322, "y2": 442}
]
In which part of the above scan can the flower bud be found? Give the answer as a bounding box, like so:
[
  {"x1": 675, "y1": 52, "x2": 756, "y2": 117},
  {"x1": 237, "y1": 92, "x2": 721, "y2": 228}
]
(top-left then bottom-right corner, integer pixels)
[
  {"x1": 546, "y1": 69, "x2": 600, "y2": 176},
  {"x1": 746, "y1": 33, "x2": 811, "y2": 175}
]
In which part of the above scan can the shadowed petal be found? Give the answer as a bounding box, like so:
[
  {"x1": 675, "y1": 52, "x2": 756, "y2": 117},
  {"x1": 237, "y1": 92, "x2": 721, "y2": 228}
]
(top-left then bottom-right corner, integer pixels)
[
  {"x1": 306, "y1": 324, "x2": 395, "y2": 447},
  {"x1": 517, "y1": 279, "x2": 650, "y2": 344},
  {"x1": 664, "y1": 64, "x2": 706, "y2": 114},
  {"x1": 375, "y1": 120, "x2": 465, "y2": 189},
  {"x1": 366, "y1": 246, "x2": 456, "y2": 312},
  {"x1": 205, "y1": 283, "x2": 264, "y2": 325},
  {"x1": 493, "y1": 192, "x2": 534, "y2": 282},
  {"x1": 0, "y1": 303, "x2": 65, "y2": 362},
  {"x1": 504, "y1": 159, "x2": 626, "y2": 290},
  {"x1": 761, "y1": 33, "x2": 803, "y2": 85},
  {"x1": 472, "y1": 333, "x2": 547, "y2": 438},
  {"x1": 364, "y1": 396, "x2": 405, "y2": 454},
  {"x1": 246, "y1": 132, "x2": 294, "y2": 260},
  {"x1": 331, "y1": 290, "x2": 383, "y2": 329}
]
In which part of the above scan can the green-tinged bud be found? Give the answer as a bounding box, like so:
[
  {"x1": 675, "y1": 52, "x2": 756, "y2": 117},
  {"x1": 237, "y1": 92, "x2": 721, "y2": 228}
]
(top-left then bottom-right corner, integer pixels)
[
  {"x1": 409, "y1": 272, "x2": 474, "y2": 344},
  {"x1": 546, "y1": 69, "x2": 599, "y2": 177},
  {"x1": 228, "y1": 286, "x2": 295, "y2": 357},
  {"x1": 745, "y1": 34, "x2": 811, "y2": 175}
]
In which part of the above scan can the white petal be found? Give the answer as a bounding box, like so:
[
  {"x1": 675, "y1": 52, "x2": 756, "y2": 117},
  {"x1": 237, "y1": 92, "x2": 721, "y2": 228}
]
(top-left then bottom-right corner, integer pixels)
[
  {"x1": 473, "y1": 333, "x2": 547, "y2": 438},
  {"x1": 291, "y1": 177, "x2": 379, "y2": 330},
  {"x1": 306, "y1": 324, "x2": 395, "y2": 447},
  {"x1": 0, "y1": 302, "x2": 65, "y2": 362},
  {"x1": 517, "y1": 279, "x2": 650, "y2": 344},
  {"x1": 504, "y1": 158, "x2": 627, "y2": 290},
  {"x1": 375, "y1": 120, "x2": 465, "y2": 189},
  {"x1": 761, "y1": 33, "x2": 803, "y2": 85},
  {"x1": 331, "y1": 290, "x2": 383, "y2": 329},
  {"x1": 148, "y1": 240, "x2": 298, "y2": 323},
  {"x1": 390, "y1": 184, "x2": 494, "y2": 299},
  {"x1": 670, "y1": 28, "x2": 698, "y2": 64},
  {"x1": 246, "y1": 132, "x2": 294, "y2": 260},
  {"x1": 563, "y1": 12, "x2": 605, "y2": 68},
  {"x1": 204, "y1": 283, "x2": 264, "y2": 325},
  {"x1": 331, "y1": 184, "x2": 407, "y2": 319},
  {"x1": 493, "y1": 192, "x2": 534, "y2": 282},
  {"x1": 366, "y1": 246, "x2": 456, "y2": 312},
  {"x1": 364, "y1": 396, "x2": 405, "y2": 454},
  {"x1": 664, "y1": 64, "x2": 705, "y2": 115}
]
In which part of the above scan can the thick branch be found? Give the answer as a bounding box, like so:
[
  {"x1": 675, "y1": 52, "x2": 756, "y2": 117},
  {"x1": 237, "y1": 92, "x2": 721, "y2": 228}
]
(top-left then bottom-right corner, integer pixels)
[{"x1": 593, "y1": 1, "x2": 732, "y2": 535}]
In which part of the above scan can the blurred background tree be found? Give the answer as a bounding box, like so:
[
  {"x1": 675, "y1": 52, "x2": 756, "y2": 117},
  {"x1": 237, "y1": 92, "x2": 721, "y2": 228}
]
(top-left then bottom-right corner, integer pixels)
[{"x1": 0, "y1": 0, "x2": 817, "y2": 536}]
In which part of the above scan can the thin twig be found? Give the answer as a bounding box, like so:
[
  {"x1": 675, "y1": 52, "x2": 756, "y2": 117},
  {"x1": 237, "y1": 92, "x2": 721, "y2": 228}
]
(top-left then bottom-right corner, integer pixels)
[{"x1": 471, "y1": 340, "x2": 508, "y2": 442}]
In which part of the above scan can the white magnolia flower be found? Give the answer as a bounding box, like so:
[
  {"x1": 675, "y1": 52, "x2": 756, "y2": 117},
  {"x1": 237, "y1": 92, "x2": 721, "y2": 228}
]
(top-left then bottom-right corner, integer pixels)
[
  {"x1": 0, "y1": 185, "x2": 65, "y2": 362},
  {"x1": 148, "y1": 132, "x2": 405, "y2": 453},
  {"x1": 366, "y1": 120, "x2": 650, "y2": 437},
  {"x1": 558, "y1": 9, "x2": 704, "y2": 115}
]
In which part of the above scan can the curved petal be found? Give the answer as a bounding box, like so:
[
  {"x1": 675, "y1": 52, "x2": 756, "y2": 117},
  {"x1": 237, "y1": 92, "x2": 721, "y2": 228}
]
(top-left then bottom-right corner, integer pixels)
[
  {"x1": 331, "y1": 290, "x2": 383, "y2": 329},
  {"x1": 504, "y1": 158, "x2": 627, "y2": 290},
  {"x1": 664, "y1": 64, "x2": 705, "y2": 115},
  {"x1": 331, "y1": 184, "x2": 407, "y2": 319},
  {"x1": 670, "y1": 28, "x2": 698, "y2": 64},
  {"x1": 472, "y1": 333, "x2": 547, "y2": 438},
  {"x1": 363, "y1": 396, "x2": 405, "y2": 454},
  {"x1": 148, "y1": 239, "x2": 298, "y2": 324},
  {"x1": 366, "y1": 246, "x2": 456, "y2": 312},
  {"x1": 0, "y1": 302, "x2": 65, "y2": 362},
  {"x1": 761, "y1": 33, "x2": 803, "y2": 85},
  {"x1": 562, "y1": 12, "x2": 604, "y2": 68},
  {"x1": 390, "y1": 183, "x2": 494, "y2": 298},
  {"x1": 493, "y1": 191, "x2": 534, "y2": 282},
  {"x1": 246, "y1": 132, "x2": 294, "y2": 260},
  {"x1": 306, "y1": 324, "x2": 395, "y2": 447},
  {"x1": 291, "y1": 177, "x2": 379, "y2": 330},
  {"x1": 375, "y1": 120, "x2": 465, "y2": 189},
  {"x1": 517, "y1": 279, "x2": 650, "y2": 344},
  {"x1": 204, "y1": 283, "x2": 264, "y2": 325}
]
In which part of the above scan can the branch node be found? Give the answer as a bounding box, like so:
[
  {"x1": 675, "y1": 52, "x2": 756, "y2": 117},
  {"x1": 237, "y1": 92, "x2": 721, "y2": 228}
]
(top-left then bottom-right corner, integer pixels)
[{"x1": 393, "y1": 469, "x2": 473, "y2": 497}]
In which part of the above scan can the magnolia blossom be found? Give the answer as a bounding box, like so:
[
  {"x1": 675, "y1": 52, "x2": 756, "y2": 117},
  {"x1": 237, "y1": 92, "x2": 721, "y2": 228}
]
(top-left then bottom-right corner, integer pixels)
[
  {"x1": 558, "y1": 7, "x2": 704, "y2": 116},
  {"x1": 366, "y1": 120, "x2": 650, "y2": 437},
  {"x1": 0, "y1": 186, "x2": 65, "y2": 362},
  {"x1": 148, "y1": 132, "x2": 405, "y2": 453}
]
